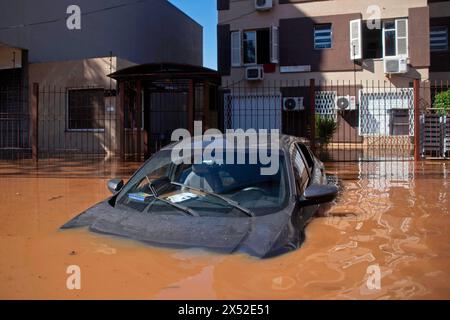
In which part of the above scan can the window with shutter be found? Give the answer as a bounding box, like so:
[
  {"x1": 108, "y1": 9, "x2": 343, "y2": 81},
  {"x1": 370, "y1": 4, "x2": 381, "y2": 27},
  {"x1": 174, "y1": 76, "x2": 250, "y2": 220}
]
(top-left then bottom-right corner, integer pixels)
[
  {"x1": 350, "y1": 19, "x2": 362, "y2": 60},
  {"x1": 231, "y1": 28, "x2": 277, "y2": 67},
  {"x1": 382, "y1": 19, "x2": 409, "y2": 58},
  {"x1": 396, "y1": 19, "x2": 408, "y2": 57},
  {"x1": 231, "y1": 31, "x2": 242, "y2": 67},
  {"x1": 271, "y1": 26, "x2": 279, "y2": 64}
]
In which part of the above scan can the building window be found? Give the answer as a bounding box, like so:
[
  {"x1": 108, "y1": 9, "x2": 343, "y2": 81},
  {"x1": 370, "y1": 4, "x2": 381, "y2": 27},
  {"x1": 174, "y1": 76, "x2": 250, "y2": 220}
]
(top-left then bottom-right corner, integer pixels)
[
  {"x1": 243, "y1": 31, "x2": 257, "y2": 64},
  {"x1": 383, "y1": 21, "x2": 397, "y2": 57},
  {"x1": 360, "y1": 19, "x2": 408, "y2": 59},
  {"x1": 363, "y1": 22, "x2": 383, "y2": 59},
  {"x1": 430, "y1": 26, "x2": 448, "y2": 52},
  {"x1": 314, "y1": 24, "x2": 332, "y2": 49},
  {"x1": 242, "y1": 29, "x2": 272, "y2": 65},
  {"x1": 231, "y1": 27, "x2": 278, "y2": 67},
  {"x1": 67, "y1": 88, "x2": 105, "y2": 131}
]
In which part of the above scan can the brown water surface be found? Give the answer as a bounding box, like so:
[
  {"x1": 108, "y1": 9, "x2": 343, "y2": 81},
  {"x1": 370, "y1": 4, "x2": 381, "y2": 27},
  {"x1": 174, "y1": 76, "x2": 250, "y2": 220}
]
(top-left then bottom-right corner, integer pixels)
[{"x1": 0, "y1": 160, "x2": 449, "y2": 299}]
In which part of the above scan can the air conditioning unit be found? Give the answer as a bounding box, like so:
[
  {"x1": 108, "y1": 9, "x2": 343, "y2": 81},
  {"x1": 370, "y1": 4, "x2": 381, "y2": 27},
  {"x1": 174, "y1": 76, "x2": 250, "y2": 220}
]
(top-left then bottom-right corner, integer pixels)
[
  {"x1": 283, "y1": 97, "x2": 304, "y2": 111},
  {"x1": 255, "y1": 0, "x2": 273, "y2": 11},
  {"x1": 335, "y1": 95, "x2": 357, "y2": 111},
  {"x1": 246, "y1": 66, "x2": 264, "y2": 81},
  {"x1": 384, "y1": 57, "x2": 408, "y2": 74}
]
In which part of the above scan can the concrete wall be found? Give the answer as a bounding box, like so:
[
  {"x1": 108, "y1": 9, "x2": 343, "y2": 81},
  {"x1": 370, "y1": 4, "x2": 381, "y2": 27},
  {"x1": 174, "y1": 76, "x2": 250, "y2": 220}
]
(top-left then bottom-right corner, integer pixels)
[
  {"x1": 28, "y1": 57, "x2": 135, "y2": 156},
  {"x1": 0, "y1": 45, "x2": 22, "y2": 70},
  {"x1": 0, "y1": 0, "x2": 202, "y2": 66},
  {"x1": 220, "y1": 0, "x2": 427, "y2": 25}
]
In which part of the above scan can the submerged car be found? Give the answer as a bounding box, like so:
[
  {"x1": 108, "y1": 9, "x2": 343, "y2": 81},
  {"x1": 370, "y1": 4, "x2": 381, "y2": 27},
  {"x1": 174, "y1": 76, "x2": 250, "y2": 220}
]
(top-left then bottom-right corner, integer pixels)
[{"x1": 61, "y1": 134, "x2": 338, "y2": 258}]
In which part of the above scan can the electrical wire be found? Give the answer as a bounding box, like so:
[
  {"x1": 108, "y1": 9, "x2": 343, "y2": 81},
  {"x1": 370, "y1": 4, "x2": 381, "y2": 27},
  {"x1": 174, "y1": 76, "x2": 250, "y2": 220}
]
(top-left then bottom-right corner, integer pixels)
[{"x1": 0, "y1": 0, "x2": 153, "y2": 31}]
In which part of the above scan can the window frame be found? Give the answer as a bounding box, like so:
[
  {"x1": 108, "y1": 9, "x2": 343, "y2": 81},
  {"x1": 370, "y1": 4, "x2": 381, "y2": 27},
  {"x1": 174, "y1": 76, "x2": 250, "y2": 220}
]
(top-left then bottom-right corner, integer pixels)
[
  {"x1": 382, "y1": 20, "x2": 397, "y2": 57},
  {"x1": 430, "y1": 25, "x2": 449, "y2": 52},
  {"x1": 314, "y1": 23, "x2": 333, "y2": 50},
  {"x1": 66, "y1": 87, "x2": 106, "y2": 132},
  {"x1": 231, "y1": 30, "x2": 242, "y2": 67},
  {"x1": 360, "y1": 18, "x2": 409, "y2": 60},
  {"x1": 243, "y1": 30, "x2": 258, "y2": 66}
]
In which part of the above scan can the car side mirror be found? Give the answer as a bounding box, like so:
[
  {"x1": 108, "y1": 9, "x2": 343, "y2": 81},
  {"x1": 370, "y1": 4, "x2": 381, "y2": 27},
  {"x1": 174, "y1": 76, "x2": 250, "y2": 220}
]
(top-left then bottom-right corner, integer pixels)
[
  {"x1": 300, "y1": 184, "x2": 338, "y2": 206},
  {"x1": 107, "y1": 179, "x2": 124, "y2": 194}
]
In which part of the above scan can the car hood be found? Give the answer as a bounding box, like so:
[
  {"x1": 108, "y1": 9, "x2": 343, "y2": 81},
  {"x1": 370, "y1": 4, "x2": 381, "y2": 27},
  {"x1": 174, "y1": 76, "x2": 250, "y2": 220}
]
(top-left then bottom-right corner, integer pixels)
[{"x1": 61, "y1": 200, "x2": 294, "y2": 258}]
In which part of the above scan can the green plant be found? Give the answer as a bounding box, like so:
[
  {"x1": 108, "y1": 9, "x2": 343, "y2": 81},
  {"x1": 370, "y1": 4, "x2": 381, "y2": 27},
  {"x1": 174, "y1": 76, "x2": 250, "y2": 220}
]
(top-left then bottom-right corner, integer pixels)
[
  {"x1": 433, "y1": 89, "x2": 450, "y2": 116},
  {"x1": 316, "y1": 115, "x2": 338, "y2": 146}
]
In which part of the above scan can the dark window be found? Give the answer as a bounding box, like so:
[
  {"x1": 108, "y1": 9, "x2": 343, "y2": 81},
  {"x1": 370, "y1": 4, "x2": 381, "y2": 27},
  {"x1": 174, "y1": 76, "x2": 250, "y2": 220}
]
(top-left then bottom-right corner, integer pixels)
[
  {"x1": 68, "y1": 88, "x2": 105, "y2": 130},
  {"x1": 389, "y1": 109, "x2": 410, "y2": 136},
  {"x1": 257, "y1": 28, "x2": 270, "y2": 64},
  {"x1": 297, "y1": 143, "x2": 314, "y2": 169},
  {"x1": 314, "y1": 24, "x2": 332, "y2": 49},
  {"x1": 363, "y1": 22, "x2": 383, "y2": 59},
  {"x1": 243, "y1": 28, "x2": 271, "y2": 65},
  {"x1": 243, "y1": 31, "x2": 257, "y2": 64},
  {"x1": 430, "y1": 26, "x2": 448, "y2": 52}
]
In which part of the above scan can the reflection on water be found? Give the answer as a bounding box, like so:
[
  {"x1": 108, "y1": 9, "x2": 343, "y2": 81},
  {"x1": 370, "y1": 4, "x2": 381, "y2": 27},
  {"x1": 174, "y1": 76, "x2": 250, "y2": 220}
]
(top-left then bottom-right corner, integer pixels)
[{"x1": 0, "y1": 161, "x2": 450, "y2": 299}]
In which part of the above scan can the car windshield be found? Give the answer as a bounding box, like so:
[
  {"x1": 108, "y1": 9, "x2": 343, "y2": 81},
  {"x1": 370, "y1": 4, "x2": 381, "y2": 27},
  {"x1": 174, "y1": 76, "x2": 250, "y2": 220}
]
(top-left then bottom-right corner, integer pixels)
[{"x1": 116, "y1": 149, "x2": 289, "y2": 217}]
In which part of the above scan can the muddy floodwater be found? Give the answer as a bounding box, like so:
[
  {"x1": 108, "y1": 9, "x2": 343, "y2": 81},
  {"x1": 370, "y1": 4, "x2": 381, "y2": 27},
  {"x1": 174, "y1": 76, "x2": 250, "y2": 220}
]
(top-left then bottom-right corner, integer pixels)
[{"x1": 0, "y1": 160, "x2": 449, "y2": 299}]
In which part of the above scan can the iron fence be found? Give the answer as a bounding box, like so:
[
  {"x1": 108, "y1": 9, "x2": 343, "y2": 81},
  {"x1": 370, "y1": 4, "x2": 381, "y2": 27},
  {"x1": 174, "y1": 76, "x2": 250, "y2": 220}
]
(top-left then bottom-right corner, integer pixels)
[
  {"x1": 0, "y1": 84, "x2": 30, "y2": 160},
  {"x1": 0, "y1": 79, "x2": 449, "y2": 164},
  {"x1": 221, "y1": 79, "x2": 421, "y2": 162},
  {"x1": 420, "y1": 80, "x2": 450, "y2": 159}
]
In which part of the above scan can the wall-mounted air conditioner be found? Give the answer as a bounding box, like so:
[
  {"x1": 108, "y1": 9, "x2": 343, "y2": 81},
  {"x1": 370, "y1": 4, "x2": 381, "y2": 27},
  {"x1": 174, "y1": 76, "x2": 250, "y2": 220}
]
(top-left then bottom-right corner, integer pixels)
[
  {"x1": 255, "y1": 0, "x2": 273, "y2": 11},
  {"x1": 335, "y1": 95, "x2": 357, "y2": 111},
  {"x1": 283, "y1": 97, "x2": 304, "y2": 111},
  {"x1": 384, "y1": 56, "x2": 408, "y2": 74},
  {"x1": 246, "y1": 66, "x2": 264, "y2": 81}
]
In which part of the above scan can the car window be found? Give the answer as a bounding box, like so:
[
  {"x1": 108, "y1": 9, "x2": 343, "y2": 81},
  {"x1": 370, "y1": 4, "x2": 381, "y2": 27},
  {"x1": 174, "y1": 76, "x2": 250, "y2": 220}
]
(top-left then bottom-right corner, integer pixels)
[
  {"x1": 297, "y1": 143, "x2": 314, "y2": 169},
  {"x1": 291, "y1": 144, "x2": 309, "y2": 195},
  {"x1": 116, "y1": 149, "x2": 289, "y2": 217}
]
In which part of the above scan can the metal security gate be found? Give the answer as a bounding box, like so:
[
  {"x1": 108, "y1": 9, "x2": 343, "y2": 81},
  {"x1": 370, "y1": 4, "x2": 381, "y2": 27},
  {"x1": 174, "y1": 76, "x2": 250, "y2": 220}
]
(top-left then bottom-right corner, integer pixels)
[
  {"x1": 421, "y1": 115, "x2": 450, "y2": 158},
  {"x1": 0, "y1": 68, "x2": 30, "y2": 160},
  {"x1": 420, "y1": 81, "x2": 450, "y2": 159},
  {"x1": 224, "y1": 93, "x2": 282, "y2": 131},
  {"x1": 357, "y1": 88, "x2": 414, "y2": 161},
  {"x1": 359, "y1": 88, "x2": 414, "y2": 137},
  {"x1": 146, "y1": 83, "x2": 189, "y2": 155}
]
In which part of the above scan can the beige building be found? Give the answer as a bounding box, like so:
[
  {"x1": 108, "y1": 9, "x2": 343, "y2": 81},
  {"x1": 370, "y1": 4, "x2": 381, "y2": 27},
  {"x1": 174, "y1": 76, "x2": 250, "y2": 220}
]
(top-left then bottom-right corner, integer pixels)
[{"x1": 0, "y1": 0, "x2": 203, "y2": 158}]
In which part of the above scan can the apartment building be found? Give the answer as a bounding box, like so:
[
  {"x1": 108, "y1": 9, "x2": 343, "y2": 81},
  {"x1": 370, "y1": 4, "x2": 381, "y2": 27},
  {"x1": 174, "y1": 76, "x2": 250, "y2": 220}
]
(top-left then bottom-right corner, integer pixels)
[{"x1": 217, "y1": 0, "x2": 450, "y2": 141}]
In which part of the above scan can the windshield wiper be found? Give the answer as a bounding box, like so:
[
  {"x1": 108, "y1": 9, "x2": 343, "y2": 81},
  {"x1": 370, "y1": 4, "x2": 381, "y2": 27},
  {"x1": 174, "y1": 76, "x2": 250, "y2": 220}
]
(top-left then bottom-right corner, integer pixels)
[
  {"x1": 171, "y1": 182, "x2": 255, "y2": 218},
  {"x1": 145, "y1": 176, "x2": 199, "y2": 217},
  {"x1": 153, "y1": 197, "x2": 200, "y2": 217}
]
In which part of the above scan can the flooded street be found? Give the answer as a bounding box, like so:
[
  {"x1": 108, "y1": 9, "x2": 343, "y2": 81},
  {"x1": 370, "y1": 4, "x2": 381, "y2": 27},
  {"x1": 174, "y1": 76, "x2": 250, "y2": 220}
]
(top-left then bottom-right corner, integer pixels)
[{"x1": 1, "y1": 160, "x2": 450, "y2": 299}]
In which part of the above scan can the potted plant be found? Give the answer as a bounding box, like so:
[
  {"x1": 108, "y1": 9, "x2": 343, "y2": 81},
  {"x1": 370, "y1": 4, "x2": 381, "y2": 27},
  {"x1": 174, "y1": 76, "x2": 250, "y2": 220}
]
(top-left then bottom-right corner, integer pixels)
[{"x1": 315, "y1": 115, "x2": 338, "y2": 148}]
